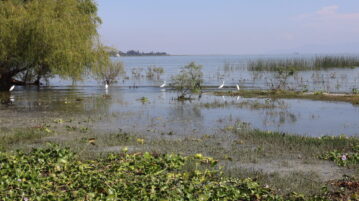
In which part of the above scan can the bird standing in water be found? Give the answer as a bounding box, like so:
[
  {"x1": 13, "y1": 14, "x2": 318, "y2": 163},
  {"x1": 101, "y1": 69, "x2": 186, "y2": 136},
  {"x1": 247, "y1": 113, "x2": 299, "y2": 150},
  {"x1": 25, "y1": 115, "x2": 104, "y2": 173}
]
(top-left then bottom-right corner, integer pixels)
[
  {"x1": 236, "y1": 84, "x2": 240, "y2": 91},
  {"x1": 9, "y1": 85, "x2": 15, "y2": 92},
  {"x1": 160, "y1": 81, "x2": 166, "y2": 88},
  {"x1": 218, "y1": 81, "x2": 224, "y2": 89}
]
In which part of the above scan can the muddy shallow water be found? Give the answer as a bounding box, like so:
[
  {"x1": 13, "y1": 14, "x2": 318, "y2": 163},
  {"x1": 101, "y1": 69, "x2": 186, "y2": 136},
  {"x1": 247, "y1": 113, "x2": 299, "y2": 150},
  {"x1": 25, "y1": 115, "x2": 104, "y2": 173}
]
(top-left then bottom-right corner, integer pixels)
[{"x1": 1, "y1": 86, "x2": 358, "y2": 137}]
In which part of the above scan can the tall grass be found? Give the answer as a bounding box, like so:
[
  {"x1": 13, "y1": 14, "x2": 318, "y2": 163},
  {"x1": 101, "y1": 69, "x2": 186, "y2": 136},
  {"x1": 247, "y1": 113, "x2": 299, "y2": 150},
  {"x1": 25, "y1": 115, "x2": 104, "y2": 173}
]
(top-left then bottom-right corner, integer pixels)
[{"x1": 248, "y1": 56, "x2": 359, "y2": 71}]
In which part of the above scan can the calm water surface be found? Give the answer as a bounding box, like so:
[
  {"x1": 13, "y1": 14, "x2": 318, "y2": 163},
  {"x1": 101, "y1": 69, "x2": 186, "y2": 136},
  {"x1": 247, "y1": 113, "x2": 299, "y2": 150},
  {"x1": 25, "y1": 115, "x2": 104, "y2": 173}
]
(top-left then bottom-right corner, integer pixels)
[
  {"x1": 51, "y1": 55, "x2": 359, "y2": 93},
  {"x1": 1, "y1": 86, "x2": 358, "y2": 137}
]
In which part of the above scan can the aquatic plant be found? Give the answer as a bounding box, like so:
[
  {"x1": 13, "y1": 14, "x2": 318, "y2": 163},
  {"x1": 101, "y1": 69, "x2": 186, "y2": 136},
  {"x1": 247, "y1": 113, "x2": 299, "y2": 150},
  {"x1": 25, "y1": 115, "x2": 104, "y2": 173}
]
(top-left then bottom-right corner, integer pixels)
[
  {"x1": 0, "y1": 145, "x2": 356, "y2": 200},
  {"x1": 146, "y1": 66, "x2": 164, "y2": 80},
  {"x1": 248, "y1": 58, "x2": 311, "y2": 72},
  {"x1": 93, "y1": 60, "x2": 125, "y2": 85},
  {"x1": 131, "y1": 67, "x2": 144, "y2": 79},
  {"x1": 269, "y1": 66, "x2": 296, "y2": 90},
  {"x1": 137, "y1": 96, "x2": 149, "y2": 104},
  {"x1": 320, "y1": 144, "x2": 359, "y2": 167},
  {"x1": 248, "y1": 56, "x2": 359, "y2": 72},
  {"x1": 0, "y1": 145, "x2": 284, "y2": 200},
  {"x1": 314, "y1": 56, "x2": 359, "y2": 69},
  {"x1": 171, "y1": 62, "x2": 203, "y2": 100}
]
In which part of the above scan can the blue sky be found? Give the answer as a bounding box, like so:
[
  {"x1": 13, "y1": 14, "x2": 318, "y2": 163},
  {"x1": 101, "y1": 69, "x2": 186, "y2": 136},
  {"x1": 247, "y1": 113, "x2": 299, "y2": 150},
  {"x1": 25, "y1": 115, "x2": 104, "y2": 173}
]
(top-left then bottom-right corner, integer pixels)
[{"x1": 98, "y1": 1, "x2": 359, "y2": 54}]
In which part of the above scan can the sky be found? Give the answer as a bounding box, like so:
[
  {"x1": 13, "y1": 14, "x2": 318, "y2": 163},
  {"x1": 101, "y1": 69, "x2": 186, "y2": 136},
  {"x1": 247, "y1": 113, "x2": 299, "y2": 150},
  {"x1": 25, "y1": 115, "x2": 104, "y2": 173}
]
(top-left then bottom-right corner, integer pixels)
[{"x1": 97, "y1": 0, "x2": 359, "y2": 55}]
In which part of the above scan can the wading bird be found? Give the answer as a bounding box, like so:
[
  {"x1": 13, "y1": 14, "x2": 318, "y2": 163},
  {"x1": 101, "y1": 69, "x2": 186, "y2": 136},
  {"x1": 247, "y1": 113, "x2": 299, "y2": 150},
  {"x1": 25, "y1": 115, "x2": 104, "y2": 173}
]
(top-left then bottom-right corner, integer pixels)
[
  {"x1": 236, "y1": 84, "x2": 240, "y2": 91},
  {"x1": 160, "y1": 81, "x2": 166, "y2": 88},
  {"x1": 105, "y1": 80, "x2": 109, "y2": 89},
  {"x1": 9, "y1": 85, "x2": 15, "y2": 92},
  {"x1": 218, "y1": 81, "x2": 224, "y2": 89}
]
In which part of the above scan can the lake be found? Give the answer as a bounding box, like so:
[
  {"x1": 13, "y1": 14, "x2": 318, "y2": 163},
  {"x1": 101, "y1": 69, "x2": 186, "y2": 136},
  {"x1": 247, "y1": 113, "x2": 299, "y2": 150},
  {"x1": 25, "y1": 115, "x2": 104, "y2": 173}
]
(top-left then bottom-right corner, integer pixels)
[{"x1": 0, "y1": 55, "x2": 358, "y2": 137}]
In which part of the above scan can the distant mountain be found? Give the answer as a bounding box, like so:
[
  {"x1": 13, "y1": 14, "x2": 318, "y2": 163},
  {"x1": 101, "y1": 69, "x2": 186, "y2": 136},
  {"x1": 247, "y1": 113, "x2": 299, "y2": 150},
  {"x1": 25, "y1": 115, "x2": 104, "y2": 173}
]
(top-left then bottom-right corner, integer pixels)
[{"x1": 118, "y1": 50, "x2": 169, "y2": 56}]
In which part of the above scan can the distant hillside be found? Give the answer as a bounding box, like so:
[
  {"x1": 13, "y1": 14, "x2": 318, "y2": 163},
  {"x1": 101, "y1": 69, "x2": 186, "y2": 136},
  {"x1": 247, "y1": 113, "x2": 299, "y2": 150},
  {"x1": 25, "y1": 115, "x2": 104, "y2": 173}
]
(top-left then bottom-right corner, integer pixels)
[{"x1": 118, "y1": 50, "x2": 169, "y2": 56}]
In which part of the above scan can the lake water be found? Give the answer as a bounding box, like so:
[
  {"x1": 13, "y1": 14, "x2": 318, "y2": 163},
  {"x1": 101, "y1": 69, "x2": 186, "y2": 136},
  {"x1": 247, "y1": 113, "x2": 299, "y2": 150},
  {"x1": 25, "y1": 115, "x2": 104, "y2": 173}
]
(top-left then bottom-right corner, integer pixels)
[
  {"x1": 1, "y1": 86, "x2": 358, "y2": 137},
  {"x1": 54, "y1": 55, "x2": 359, "y2": 93},
  {"x1": 1, "y1": 55, "x2": 358, "y2": 137}
]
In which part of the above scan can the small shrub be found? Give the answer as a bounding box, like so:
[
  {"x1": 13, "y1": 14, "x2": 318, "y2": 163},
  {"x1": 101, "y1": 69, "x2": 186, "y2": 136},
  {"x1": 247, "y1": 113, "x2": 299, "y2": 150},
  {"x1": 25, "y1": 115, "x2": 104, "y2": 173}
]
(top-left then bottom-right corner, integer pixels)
[
  {"x1": 94, "y1": 61, "x2": 125, "y2": 85},
  {"x1": 171, "y1": 62, "x2": 203, "y2": 100}
]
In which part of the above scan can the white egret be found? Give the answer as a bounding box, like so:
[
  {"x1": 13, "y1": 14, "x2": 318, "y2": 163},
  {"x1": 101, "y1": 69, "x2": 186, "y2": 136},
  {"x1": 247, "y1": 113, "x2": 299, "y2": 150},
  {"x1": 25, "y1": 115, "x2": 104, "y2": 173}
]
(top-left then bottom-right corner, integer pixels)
[
  {"x1": 218, "y1": 81, "x2": 224, "y2": 89},
  {"x1": 9, "y1": 85, "x2": 15, "y2": 92},
  {"x1": 236, "y1": 84, "x2": 240, "y2": 91},
  {"x1": 105, "y1": 80, "x2": 109, "y2": 89},
  {"x1": 160, "y1": 81, "x2": 166, "y2": 88},
  {"x1": 9, "y1": 95, "x2": 15, "y2": 103}
]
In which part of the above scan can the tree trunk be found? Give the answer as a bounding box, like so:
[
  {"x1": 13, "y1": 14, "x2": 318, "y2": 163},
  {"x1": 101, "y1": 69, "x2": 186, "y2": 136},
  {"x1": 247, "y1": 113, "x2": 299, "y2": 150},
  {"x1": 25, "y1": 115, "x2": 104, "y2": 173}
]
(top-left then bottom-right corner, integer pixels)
[{"x1": 0, "y1": 74, "x2": 12, "y2": 91}]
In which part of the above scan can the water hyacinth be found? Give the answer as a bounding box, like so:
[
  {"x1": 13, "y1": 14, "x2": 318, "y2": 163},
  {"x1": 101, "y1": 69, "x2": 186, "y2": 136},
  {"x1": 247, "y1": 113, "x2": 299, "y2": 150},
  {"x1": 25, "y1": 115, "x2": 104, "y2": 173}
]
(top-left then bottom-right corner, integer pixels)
[
  {"x1": 0, "y1": 145, "x2": 342, "y2": 200},
  {"x1": 320, "y1": 145, "x2": 359, "y2": 167}
]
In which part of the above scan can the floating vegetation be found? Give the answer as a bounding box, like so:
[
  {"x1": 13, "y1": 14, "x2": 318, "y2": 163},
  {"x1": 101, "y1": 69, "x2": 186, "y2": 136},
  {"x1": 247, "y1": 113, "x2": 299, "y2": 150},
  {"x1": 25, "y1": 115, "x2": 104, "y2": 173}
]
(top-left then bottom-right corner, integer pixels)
[
  {"x1": 0, "y1": 145, "x2": 281, "y2": 200},
  {"x1": 248, "y1": 56, "x2": 359, "y2": 71},
  {"x1": 320, "y1": 144, "x2": 359, "y2": 167},
  {"x1": 0, "y1": 145, "x2": 357, "y2": 200},
  {"x1": 137, "y1": 96, "x2": 149, "y2": 104}
]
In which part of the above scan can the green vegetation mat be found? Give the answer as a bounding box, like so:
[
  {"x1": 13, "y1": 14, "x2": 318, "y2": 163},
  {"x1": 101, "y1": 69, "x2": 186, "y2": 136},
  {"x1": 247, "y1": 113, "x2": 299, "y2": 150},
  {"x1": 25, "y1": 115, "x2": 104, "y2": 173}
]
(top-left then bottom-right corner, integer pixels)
[
  {"x1": 320, "y1": 145, "x2": 359, "y2": 167},
  {"x1": 0, "y1": 145, "x2": 358, "y2": 200}
]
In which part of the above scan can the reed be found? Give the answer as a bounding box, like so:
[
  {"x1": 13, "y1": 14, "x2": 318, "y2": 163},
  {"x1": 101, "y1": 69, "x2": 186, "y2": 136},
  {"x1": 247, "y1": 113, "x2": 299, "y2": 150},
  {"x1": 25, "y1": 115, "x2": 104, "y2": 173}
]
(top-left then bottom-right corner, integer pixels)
[{"x1": 248, "y1": 56, "x2": 359, "y2": 71}]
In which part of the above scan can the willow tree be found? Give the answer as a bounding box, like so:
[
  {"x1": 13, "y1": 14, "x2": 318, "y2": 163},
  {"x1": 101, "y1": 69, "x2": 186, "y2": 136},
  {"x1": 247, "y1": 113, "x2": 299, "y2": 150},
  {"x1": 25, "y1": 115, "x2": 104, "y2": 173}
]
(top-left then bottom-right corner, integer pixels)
[
  {"x1": 0, "y1": 0, "x2": 107, "y2": 90},
  {"x1": 92, "y1": 46, "x2": 125, "y2": 86}
]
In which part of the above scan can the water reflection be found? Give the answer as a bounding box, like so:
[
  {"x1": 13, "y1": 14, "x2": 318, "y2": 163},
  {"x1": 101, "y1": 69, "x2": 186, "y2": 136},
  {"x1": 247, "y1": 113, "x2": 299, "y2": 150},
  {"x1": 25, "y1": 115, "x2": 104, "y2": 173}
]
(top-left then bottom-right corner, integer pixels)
[
  {"x1": 0, "y1": 93, "x2": 15, "y2": 105},
  {"x1": 0, "y1": 87, "x2": 358, "y2": 137}
]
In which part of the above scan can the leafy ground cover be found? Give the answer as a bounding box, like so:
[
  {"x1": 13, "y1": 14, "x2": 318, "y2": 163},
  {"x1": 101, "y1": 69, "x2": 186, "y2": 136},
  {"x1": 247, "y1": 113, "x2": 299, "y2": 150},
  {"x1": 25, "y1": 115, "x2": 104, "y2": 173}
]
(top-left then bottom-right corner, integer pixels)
[
  {"x1": 320, "y1": 145, "x2": 359, "y2": 167},
  {"x1": 0, "y1": 145, "x2": 358, "y2": 200},
  {"x1": 0, "y1": 145, "x2": 281, "y2": 200}
]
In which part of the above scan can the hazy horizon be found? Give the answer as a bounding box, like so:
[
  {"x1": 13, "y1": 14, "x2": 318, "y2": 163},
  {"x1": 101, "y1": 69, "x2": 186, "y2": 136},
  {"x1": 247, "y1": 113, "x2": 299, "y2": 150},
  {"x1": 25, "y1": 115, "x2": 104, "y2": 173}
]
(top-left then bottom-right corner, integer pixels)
[{"x1": 98, "y1": 1, "x2": 359, "y2": 55}]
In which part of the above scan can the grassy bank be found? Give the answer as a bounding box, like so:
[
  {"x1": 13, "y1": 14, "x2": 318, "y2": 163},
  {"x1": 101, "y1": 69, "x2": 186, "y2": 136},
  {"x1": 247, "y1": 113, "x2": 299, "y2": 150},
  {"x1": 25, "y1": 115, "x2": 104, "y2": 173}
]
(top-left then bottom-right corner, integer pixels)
[
  {"x1": 213, "y1": 89, "x2": 359, "y2": 105},
  {"x1": 248, "y1": 56, "x2": 359, "y2": 71}
]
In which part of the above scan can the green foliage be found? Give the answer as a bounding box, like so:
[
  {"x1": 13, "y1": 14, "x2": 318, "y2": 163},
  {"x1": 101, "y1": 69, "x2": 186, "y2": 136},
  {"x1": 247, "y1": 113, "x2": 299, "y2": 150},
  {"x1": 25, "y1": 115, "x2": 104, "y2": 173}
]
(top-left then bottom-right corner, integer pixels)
[
  {"x1": 138, "y1": 96, "x2": 149, "y2": 104},
  {"x1": 0, "y1": 0, "x2": 105, "y2": 88},
  {"x1": 320, "y1": 144, "x2": 359, "y2": 167},
  {"x1": 314, "y1": 91, "x2": 325, "y2": 95},
  {"x1": 0, "y1": 145, "x2": 287, "y2": 200},
  {"x1": 93, "y1": 56, "x2": 125, "y2": 85},
  {"x1": 171, "y1": 62, "x2": 203, "y2": 100},
  {"x1": 268, "y1": 66, "x2": 296, "y2": 90}
]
